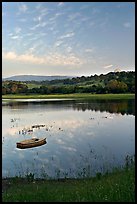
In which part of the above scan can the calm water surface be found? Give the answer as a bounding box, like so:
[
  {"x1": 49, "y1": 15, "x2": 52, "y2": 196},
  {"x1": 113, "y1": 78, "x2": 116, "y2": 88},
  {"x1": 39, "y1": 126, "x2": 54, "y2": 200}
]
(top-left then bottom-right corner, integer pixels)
[{"x1": 2, "y1": 99, "x2": 135, "y2": 179}]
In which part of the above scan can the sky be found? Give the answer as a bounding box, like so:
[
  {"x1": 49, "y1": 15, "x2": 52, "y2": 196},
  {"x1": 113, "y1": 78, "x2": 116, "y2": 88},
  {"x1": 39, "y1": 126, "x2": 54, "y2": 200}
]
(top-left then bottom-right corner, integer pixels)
[{"x1": 2, "y1": 2, "x2": 135, "y2": 78}]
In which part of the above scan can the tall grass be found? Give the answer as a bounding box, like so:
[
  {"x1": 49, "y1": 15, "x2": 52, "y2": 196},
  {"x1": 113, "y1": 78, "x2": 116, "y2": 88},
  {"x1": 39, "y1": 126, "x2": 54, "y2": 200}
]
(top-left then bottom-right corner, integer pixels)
[
  {"x1": 2, "y1": 155, "x2": 135, "y2": 202},
  {"x1": 2, "y1": 164, "x2": 135, "y2": 202}
]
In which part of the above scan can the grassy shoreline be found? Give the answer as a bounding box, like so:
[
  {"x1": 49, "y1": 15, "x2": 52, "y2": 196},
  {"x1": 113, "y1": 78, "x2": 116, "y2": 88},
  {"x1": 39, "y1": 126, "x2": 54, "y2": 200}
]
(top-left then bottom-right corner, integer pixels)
[
  {"x1": 2, "y1": 93, "x2": 135, "y2": 100},
  {"x1": 2, "y1": 165, "x2": 135, "y2": 202}
]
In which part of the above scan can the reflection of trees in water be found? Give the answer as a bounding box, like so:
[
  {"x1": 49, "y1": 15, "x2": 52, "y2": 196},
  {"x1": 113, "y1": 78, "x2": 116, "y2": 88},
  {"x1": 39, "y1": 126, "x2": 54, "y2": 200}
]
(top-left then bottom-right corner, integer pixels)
[
  {"x1": 2, "y1": 99, "x2": 135, "y2": 116},
  {"x1": 73, "y1": 99, "x2": 135, "y2": 115},
  {"x1": 2, "y1": 101, "x2": 71, "y2": 110}
]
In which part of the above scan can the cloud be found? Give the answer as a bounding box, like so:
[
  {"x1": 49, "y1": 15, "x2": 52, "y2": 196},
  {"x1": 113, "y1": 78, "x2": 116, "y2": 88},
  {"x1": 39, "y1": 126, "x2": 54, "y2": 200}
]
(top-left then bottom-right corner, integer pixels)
[
  {"x1": 18, "y1": 18, "x2": 27, "y2": 22},
  {"x1": 3, "y1": 52, "x2": 17, "y2": 60},
  {"x1": 80, "y1": 5, "x2": 89, "y2": 10},
  {"x1": 89, "y1": 21, "x2": 95, "y2": 27},
  {"x1": 2, "y1": 51, "x2": 84, "y2": 66},
  {"x1": 92, "y1": 8, "x2": 100, "y2": 15},
  {"x1": 49, "y1": 15, "x2": 59, "y2": 22},
  {"x1": 61, "y1": 146, "x2": 77, "y2": 152},
  {"x1": 8, "y1": 28, "x2": 22, "y2": 40},
  {"x1": 18, "y1": 3, "x2": 28, "y2": 13},
  {"x1": 25, "y1": 32, "x2": 33, "y2": 37},
  {"x1": 103, "y1": 64, "x2": 113, "y2": 69},
  {"x1": 81, "y1": 17, "x2": 90, "y2": 23},
  {"x1": 15, "y1": 27, "x2": 21, "y2": 34},
  {"x1": 66, "y1": 46, "x2": 72, "y2": 53},
  {"x1": 8, "y1": 33, "x2": 14, "y2": 37},
  {"x1": 10, "y1": 35, "x2": 19, "y2": 40},
  {"x1": 58, "y1": 2, "x2": 64, "y2": 6},
  {"x1": 85, "y1": 48, "x2": 94, "y2": 53},
  {"x1": 27, "y1": 47, "x2": 36, "y2": 54},
  {"x1": 2, "y1": 12, "x2": 6, "y2": 17},
  {"x1": 123, "y1": 22, "x2": 131, "y2": 28},
  {"x1": 54, "y1": 40, "x2": 64, "y2": 47},
  {"x1": 30, "y1": 21, "x2": 48, "y2": 30},
  {"x1": 35, "y1": 3, "x2": 42, "y2": 10},
  {"x1": 68, "y1": 13, "x2": 81, "y2": 21},
  {"x1": 30, "y1": 24, "x2": 41, "y2": 30},
  {"x1": 55, "y1": 12, "x2": 64, "y2": 17},
  {"x1": 59, "y1": 32, "x2": 75, "y2": 39},
  {"x1": 33, "y1": 15, "x2": 43, "y2": 22}
]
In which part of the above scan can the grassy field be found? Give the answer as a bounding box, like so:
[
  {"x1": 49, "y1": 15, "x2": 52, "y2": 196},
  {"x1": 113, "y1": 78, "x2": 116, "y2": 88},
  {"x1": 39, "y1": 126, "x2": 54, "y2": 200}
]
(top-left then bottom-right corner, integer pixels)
[
  {"x1": 2, "y1": 93, "x2": 135, "y2": 100},
  {"x1": 2, "y1": 165, "x2": 135, "y2": 202}
]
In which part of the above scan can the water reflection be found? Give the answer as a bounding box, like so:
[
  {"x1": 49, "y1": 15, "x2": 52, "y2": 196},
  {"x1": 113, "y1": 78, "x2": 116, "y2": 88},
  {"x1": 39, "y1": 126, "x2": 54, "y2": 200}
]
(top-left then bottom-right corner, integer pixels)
[
  {"x1": 73, "y1": 99, "x2": 135, "y2": 115},
  {"x1": 2, "y1": 99, "x2": 135, "y2": 179},
  {"x1": 2, "y1": 99, "x2": 135, "y2": 115}
]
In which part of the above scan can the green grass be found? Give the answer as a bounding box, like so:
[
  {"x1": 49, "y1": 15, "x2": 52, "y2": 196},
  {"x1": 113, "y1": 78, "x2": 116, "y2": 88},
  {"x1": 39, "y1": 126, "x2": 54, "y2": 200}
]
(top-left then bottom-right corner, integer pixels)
[
  {"x1": 26, "y1": 83, "x2": 41, "y2": 89},
  {"x1": 2, "y1": 93, "x2": 135, "y2": 100},
  {"x1": 2, "y1": 166, "x2": 135, "y2": 202}
]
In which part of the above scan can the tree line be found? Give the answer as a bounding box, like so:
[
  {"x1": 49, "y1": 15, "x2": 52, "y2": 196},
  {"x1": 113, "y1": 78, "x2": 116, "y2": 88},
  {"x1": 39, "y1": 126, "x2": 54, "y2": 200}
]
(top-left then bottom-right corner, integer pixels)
[{"x1": 2, "y1": 71, "x2": 135, "y2": 95}]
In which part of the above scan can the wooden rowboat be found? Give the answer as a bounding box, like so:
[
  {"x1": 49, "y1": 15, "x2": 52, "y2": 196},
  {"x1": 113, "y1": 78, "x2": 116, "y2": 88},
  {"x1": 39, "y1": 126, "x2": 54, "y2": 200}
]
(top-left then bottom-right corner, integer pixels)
[{"x1": 16, "y1": 138, "x2": 47, "y2": 149}]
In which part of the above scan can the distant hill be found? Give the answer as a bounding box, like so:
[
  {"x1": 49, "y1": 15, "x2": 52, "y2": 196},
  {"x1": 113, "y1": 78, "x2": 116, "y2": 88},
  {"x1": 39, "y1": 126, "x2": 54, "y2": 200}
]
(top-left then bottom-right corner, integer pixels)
[{"x1": 3, "y1": 75, "x2": 74, "y2": 82}]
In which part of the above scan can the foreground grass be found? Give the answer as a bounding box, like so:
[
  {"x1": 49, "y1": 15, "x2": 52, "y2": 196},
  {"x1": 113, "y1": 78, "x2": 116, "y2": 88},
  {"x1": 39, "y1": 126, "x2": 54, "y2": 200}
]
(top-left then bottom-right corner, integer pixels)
[
  {"x1": 2, "y1": 93, "x2": 135, "y2": 100},
  {"x1": 2, "y1": 166, "x2": 135, "y2": 202}
]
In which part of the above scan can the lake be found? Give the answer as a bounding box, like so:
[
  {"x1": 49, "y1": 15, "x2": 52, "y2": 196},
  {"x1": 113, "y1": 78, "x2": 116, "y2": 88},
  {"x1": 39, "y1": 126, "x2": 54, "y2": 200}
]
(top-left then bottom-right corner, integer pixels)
[{"x1": 2, "y1": 98, "x2": 135, "y2": 179}]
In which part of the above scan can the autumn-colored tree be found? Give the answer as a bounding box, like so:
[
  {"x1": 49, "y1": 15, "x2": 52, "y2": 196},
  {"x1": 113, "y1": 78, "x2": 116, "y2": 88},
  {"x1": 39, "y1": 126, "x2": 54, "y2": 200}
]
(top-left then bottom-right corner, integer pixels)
[{"x1": 106, "y1": 79, "x2": 128, "y2": 93}]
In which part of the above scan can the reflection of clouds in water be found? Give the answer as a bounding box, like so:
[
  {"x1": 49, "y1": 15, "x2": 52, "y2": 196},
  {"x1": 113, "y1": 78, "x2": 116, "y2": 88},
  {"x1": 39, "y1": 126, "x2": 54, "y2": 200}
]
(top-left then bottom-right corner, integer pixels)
[
  {"x1": 55, "y1": 138, "x2": 65, "y2": 145},
  {"x1": 67, "y1": 132, "x2": 74, "y2": 138},
  {"x1": 5, "y1": 127, "x2": 18, "y2": 136},
  {"x1": 6, "y1": 126, "x2": 40, "y2": 138},
  {"x1": 2, "y1": 152, "x2": 6, "y2": 158},
  {"x1": 50, "y1": 119, "x2": 88, "y2": 133},
  {"x1": 2, "y1": 169, "x2": 10, "y2": 176},
  {"x1": 4, "y1": 115, "x2": 89, "y2": 140},
  {"x1": 33, "y1": 157, "x2": 49, "y2": 164},
  {"x1": 86, "y1": 131, "x2": 95, "y2": 137},
  {"x1": 18, "y1": 152, "x2": 25, "y2": 159},
  {"x1": 61, "y1": 146, "x2": 77, "y2": 152},
  {"x1": 11, "y1": 149, "x2": 17, "y2": 154},
  {"x1": 62, "y1": 119, "x2": 87, "y2": 129}
]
